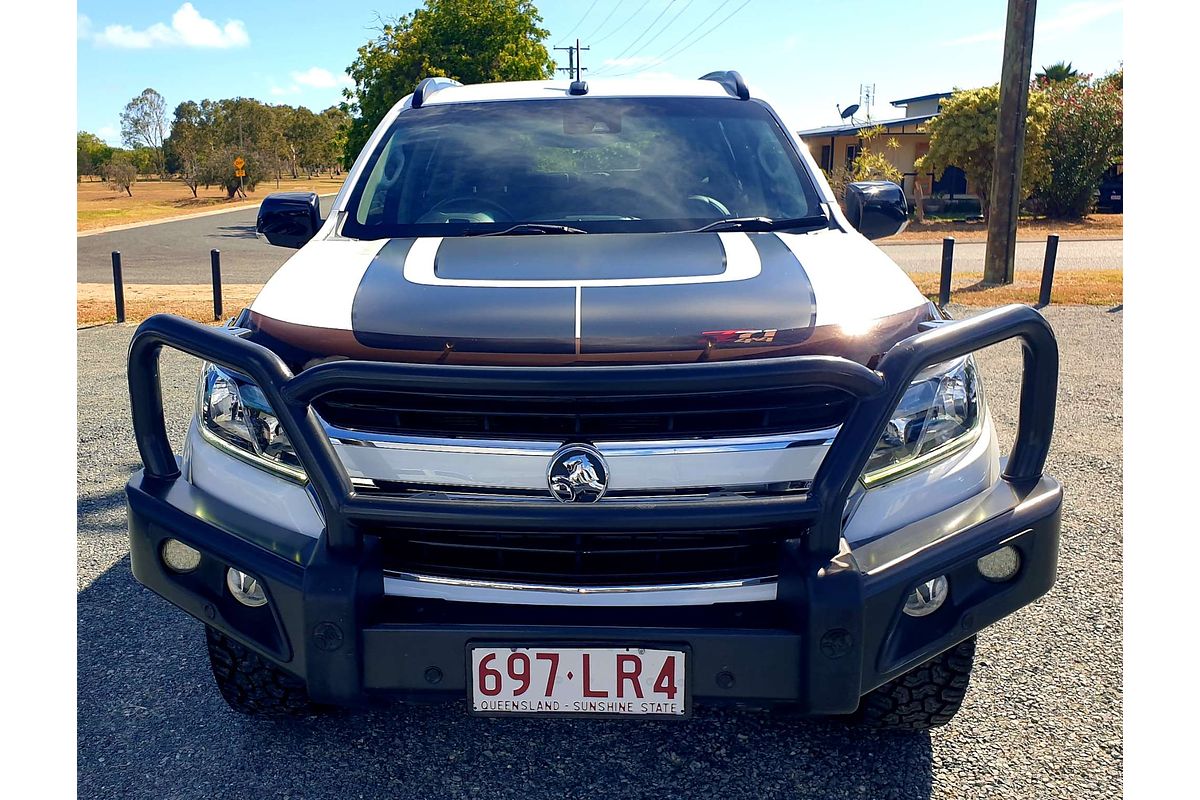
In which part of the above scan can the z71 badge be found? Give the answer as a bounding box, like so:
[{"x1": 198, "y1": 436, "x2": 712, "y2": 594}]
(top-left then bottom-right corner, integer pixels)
[{"x1": 702, "y1": 329, "x2": 778, "y2": 345}]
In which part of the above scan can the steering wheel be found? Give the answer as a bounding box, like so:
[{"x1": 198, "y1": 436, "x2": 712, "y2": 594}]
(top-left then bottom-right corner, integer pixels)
[
  {"x1": 685, "y1": 194, "x2": 732, "y2": 217},
  {"x1": 423, "y1": 196, "x2": 514, "y2": 223}
]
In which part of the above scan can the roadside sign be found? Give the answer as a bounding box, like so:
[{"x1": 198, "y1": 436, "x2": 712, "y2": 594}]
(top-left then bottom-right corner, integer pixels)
[
  {"x1": 234, "y1": 169, "x2": 246, "y2": 177},
  {"x1": 233, "y1": 157, "x2": 245, "y2": 170}
]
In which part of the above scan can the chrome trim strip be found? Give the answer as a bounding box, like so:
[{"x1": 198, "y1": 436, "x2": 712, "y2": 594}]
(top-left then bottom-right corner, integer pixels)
[
  {"x1": 327, "y1": 425, "x2": 840, "y2": 454},
  {"x1": 325, "y1": 419, "x2": 838, "y2": 493},
  {"x1": 383, "y1": 572, "x2": 779, "y2": 606}
]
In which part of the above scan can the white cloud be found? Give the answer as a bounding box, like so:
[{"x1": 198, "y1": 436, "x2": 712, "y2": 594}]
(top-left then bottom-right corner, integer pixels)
[
  {"x1": 268, "y1": 68, "x2": 352, "y2": 98},
  {"x1": 96, "y1": 126, "x2": 120, "y2": 146},
  {"x1": 1040, "y1": 1, "x2": 1124, "y2": 36},
  {"x1": 290, "y1": 67, "x2": 353, "y2": 89},
  {"x1": 78, "y1": 14, "x2": 92, "y2": 39},
  {"x1": 946, "y1": 0, "x2": 1122, "y2": 46},
  {"x1": 91, "y1": 3, "x2": 249, "y2": 49}
]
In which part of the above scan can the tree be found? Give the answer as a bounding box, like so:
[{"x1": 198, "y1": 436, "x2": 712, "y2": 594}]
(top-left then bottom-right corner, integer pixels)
[
  {"x1": 916, "y1": 84, "x2": 1051, "y2": 220},
  {"x1": 1037, "y1": 61, "x2": 1080, "y2": 83},
  {"x1": 1029, "y1": 70, "x2": 1123, "y2": 218},
  {"x1": 165, "y1": 101, "x2": 207, "y2": 196},
  {"x1": 121, "y1": 88, "x2": 168, "y2": 180},
  {"x1": 319, "y1": 106, "x2": 350, "y2": 174},
  {"x1": 342, "y1": 0, "x2": 555, "y2": 164},
  {"x1": 823, "y1": 126, "x2": 904, "y2": 206},
  {"x1": 77, "y1": 131, "x2": 113, "y2": 182},
  {"x1": 103, "y1": 152, "x2": 137, "y2": 197},
  {"x1": 130, "y1": 146, "x2": 158, "y2": 176}
]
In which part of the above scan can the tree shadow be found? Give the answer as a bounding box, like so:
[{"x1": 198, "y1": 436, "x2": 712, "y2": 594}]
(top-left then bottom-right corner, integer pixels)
[
  {"x1": 214, "y1": 224, "x2": 260, "y2": 240},
  {"x1": 78, "y1": 550, "x2": 935, "y2": 799}
]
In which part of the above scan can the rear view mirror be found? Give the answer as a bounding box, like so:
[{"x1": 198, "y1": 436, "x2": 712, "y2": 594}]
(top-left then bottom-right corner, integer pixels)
[
  {"x1": 257, "y1": 192, "x2": 321, "y2": 249},
  {"x1": 845, "y1": 181, "x2": 908, "y2": 240}
]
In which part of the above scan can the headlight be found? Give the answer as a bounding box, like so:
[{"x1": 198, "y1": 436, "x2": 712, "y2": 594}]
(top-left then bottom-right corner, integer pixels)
[
  {"x1": 198, "y1": 363, "x2": 306, "y2": 481},
  {"x1": 861, "y1": 356, "x2": 983, "y2": 486}
]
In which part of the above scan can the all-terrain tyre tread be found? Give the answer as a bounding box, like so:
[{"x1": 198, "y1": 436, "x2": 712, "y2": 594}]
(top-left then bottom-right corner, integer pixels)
[
  {"x1": 854, "y1": 636, "x2": 976, "y2": 731},
  {"x1": 205, "y1": 627, "x2": 317, "y2": 717}
]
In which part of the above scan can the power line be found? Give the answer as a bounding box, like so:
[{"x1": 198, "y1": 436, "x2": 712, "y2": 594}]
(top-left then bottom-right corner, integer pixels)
[
  {"x1": 582, "y1": 0, "x2": 627, "y2": 42},
  {"x1": 554, "y1": 0, "x2": 601, "y2": 47},
  {"x1": 613, "y1": 0, "x2": 753, "y2": 77},
  {"x1": 612, "y1": 0, "x2": 730, "y2": 74},
  {"x1": 595, "y1": 0, "x2": 682, "y2": 74},
  {"x1": 620, "y1": 0, "x2": 697, "y2": 67},
  {"x1": 592, "y1": 0, "x2": 652, "y2": 46}
]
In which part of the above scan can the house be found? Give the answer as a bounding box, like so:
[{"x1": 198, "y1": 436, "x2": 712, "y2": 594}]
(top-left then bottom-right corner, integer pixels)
[{"x1": 797, "y1": 91, "x2": 973, "y2": 208}]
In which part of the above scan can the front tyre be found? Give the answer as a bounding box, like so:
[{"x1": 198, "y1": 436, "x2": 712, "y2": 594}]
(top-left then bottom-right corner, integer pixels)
[
  {"x1": 854, "y1": 636, "x2": 976, "y2": 730},
  {"x1": 205, "y1": 627, "x2": 318, "y2": 717}
]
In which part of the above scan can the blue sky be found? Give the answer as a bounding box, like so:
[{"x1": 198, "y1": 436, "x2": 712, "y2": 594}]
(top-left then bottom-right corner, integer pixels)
[{"x1": 78, "y1": 1, "x2": 1123, "y2": 146}]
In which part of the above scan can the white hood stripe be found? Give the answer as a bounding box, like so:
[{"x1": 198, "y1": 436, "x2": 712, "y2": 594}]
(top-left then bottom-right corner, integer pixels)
[
  {"x1": 251, "y1": 238, "x2": 390, "y2": 331},
  {"x1": 774, "y1": 230, "x2": 927, "y2": 329},
  {"x1": 402, "y1": 232, "x2": 761, "y2": 288}
]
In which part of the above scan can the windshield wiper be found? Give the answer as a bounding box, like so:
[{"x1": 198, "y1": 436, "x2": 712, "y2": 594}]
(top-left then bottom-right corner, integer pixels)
[
  {"x1": 684, "y1": 214, "x2": 829, "y2": 234},
  {"x1": 469, "y1": 223, "x2": 588, "y2": 236}
]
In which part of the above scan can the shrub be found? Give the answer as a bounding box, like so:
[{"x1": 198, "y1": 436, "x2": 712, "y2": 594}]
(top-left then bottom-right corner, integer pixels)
[{"x1": 1029, "y1": 70, "x2": 1123, "y2": 219}]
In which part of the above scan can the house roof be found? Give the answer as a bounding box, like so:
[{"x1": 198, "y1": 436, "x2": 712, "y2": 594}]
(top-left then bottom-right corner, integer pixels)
[
  {"x1": 890, "y1": 91, "x2": 954, "y2": 107},
  {"x1": 795, "y1": 113, "x2": 937, "y2": 139}
]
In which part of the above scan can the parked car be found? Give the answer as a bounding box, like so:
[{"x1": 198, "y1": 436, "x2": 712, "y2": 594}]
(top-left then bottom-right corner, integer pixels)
[
  {"x1": 126, "y1": 72, "x2": 1061, "y2": 730},
  {"x1": 1096, "y1": 163, "x2": 1123, "y2": 213}
]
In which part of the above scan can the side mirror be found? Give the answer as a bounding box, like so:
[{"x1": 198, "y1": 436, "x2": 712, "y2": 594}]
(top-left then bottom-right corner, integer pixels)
[
  {"x1": 845, "y1": 181, "x2": 908, "y2": 240},
  {"x1": 257, "y1": 192, "x2": 321, "y2": 248}
]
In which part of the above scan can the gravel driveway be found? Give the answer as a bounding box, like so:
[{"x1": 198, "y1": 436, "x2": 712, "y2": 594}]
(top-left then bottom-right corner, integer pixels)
[{"x1": 77, "y1": 304, "x2": 1122, "y2": 799}]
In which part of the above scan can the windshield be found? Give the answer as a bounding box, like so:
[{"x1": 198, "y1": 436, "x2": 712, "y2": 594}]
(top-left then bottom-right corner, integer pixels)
[{"x1": 341, "y1": 96, "x2": 824, "y2": 239}]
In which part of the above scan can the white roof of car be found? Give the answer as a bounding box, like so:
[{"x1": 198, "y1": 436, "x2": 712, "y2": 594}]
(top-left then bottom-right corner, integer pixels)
[{"x1": 419, "y1": 78, "x2": 736, "y2": 106}]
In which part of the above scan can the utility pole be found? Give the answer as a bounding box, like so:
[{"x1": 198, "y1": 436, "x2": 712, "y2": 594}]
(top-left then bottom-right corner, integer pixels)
[
  {"x1": 554, "y1": 39, "x2": 590, "y2": 81},
  {"x1": 984, "y1": 0, "x2": 1038, "y2": 285}
]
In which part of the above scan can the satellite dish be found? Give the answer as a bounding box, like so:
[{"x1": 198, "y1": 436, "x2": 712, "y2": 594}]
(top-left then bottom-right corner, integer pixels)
[{"x1": 840, "y1": 103, "x2": 860, "y2": 120}]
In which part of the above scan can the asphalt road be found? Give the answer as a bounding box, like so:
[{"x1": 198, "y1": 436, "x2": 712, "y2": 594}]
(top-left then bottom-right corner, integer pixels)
[
  {"x1": 77, "y1": 305, "x2": 1122, "y2": 799},
  {"x1": 882, "y1": 238, "x2": 1123, "y2": 274},
  {"x1": 76, "y1": 206, "x2": 1124, "y2": 285}
]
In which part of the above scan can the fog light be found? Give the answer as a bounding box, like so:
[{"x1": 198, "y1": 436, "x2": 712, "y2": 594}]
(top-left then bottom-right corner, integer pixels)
[
  {"x1": 977, "y1": 545, "x2": 1021, "y2": 582},
  {"x1": 903, "y1": 576, "x2": 948, "y2": 617},
  {"x1": 226, "y1": 568, "x2": 268, "y2": 607},
  {"x1": 161, "y1": 539, "x2": 201, "y2": 573}
]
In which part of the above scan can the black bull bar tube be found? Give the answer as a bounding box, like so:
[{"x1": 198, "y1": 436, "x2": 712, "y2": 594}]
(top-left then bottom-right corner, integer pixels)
[{"x1": 126, "y1": 303, "x2": 1059, "y2": 708}]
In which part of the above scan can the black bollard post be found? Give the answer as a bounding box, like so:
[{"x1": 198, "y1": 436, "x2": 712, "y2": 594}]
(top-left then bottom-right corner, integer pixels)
[
  {"x1": 1038, "y1": 234, "x2": 1059, "y2": 308},
  {"x1": 938, "y1": 237, "x2": 955, "y2": 309},
  {"x1": 111, "y1": 251, "x2": 125, "y2": 323},
  {"x1": 210, "y1": 249, "x2": 223, "y2": 321}
]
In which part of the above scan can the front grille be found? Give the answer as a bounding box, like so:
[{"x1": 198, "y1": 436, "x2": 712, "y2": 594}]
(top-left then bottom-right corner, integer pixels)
[
  {"x1": 376, "y1": 527, "x2": 785, "y2": 586},
  {"x1": 315, "y1": 386, "x2": 853, "y2": 440}
]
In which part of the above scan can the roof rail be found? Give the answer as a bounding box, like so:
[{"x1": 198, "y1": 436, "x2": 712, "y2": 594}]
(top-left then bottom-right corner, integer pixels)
[
  {"x1": 699, "y1": 70, "x2": 749, "y2": 101},
  {"x1": 411, "y1": 76, "x2": 462, "y2": 109}
]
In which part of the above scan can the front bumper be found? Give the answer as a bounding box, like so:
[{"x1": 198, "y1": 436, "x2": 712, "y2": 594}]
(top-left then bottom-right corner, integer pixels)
[{"x1": 126, "y1": 304, "x2": 1062, "y2": 713}]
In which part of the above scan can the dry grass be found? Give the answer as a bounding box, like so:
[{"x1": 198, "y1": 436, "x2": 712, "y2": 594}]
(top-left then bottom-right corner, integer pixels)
[
  {"x1": 891, "y1": 214, "x2": 1123, "y2": 243},
  {"x1": 80, "y1": 269, "x2": 1123, "y2": 328},
  {"x1": 909, "y1": 269, "x2": 1123, "y2": 307},
  {"x1": 77, "y1": 283, "x2": 263, "y2": 326},
  {"x1": 77, "y1": 176, "x2": 345, "y2": 232}
]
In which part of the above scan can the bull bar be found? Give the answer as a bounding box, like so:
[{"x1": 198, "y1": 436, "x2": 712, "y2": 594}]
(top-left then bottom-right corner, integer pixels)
[{"x1": 125, "y1": 303, "x2": 1062, "y2": 711}]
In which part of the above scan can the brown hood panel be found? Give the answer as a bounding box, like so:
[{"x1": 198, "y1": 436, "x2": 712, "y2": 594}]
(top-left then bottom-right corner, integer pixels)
[{"x1": 246, "y1": 304, "x2": 934, "y2": 373}]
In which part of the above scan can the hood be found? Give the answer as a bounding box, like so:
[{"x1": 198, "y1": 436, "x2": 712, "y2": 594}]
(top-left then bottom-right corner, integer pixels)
[{"x1": 247, "y1": 229, "x2": 933, "y2": 369}]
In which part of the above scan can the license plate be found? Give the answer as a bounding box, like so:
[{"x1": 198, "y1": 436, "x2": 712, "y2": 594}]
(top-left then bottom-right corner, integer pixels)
[
  {"x1": 1110, "y1": 193, "x2": 1122, "y2": 200},
  {"x1": 469, "y1": 645, "x2": 688, "y2": 717}
]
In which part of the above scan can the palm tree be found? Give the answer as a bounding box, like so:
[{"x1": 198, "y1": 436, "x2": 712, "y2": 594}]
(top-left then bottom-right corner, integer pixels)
[{"x1": 1037, "y1": 61, "x2": 1080, "y2": 83}]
